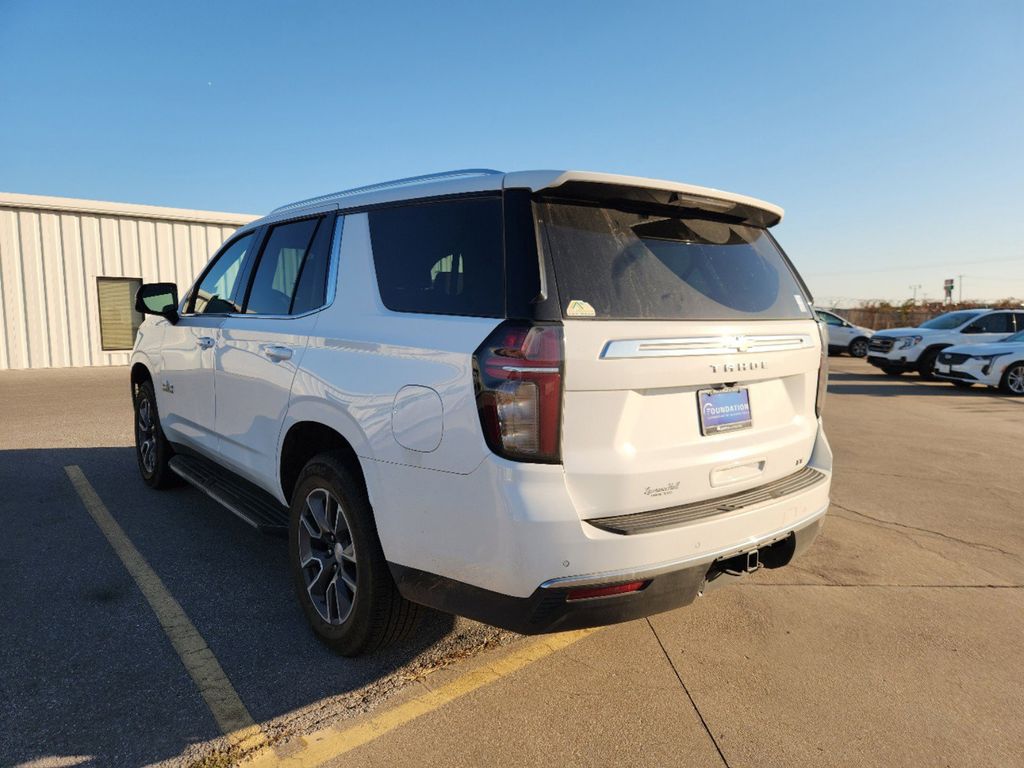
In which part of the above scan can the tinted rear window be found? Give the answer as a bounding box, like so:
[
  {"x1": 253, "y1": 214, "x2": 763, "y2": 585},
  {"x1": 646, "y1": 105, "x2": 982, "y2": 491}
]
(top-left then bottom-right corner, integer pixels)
[
  {"x1": 368, "y1": 197, "x2": 504, "y2": 317},
  {"x1": 536, "y1": 201, "x2": 811, "y2": 321}
]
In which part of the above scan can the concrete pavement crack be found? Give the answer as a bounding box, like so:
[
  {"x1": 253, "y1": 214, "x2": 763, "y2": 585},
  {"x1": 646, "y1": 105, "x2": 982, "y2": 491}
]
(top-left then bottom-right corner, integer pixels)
[
  {"x1": 646, "y1": 618, "x2": 730, "y2": 768},
  {"x1": 831, "y1": 502, "x2": 1020, "y2": 559}
]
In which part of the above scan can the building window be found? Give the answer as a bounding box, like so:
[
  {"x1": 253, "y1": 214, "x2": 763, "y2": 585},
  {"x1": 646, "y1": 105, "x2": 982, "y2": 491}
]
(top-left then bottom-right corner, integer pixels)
[{"x1": 97, "y1": 277, "x2": 143, "y2": 351}]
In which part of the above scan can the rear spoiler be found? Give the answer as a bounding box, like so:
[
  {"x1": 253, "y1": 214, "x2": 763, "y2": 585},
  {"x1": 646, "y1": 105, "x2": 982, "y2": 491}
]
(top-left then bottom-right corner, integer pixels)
[{"x1": 503, "y1": 170, "x2": 784, "y2": 228}]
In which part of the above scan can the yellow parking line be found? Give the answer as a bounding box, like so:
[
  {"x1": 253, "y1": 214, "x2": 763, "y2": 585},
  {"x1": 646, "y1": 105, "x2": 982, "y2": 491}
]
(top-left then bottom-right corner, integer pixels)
[
  {"x1": 64, "y1": 465, "x2": 266, "y2": 752},
  {"x1": 246, "y1": 628, "x2": 597, "y2": 768}
]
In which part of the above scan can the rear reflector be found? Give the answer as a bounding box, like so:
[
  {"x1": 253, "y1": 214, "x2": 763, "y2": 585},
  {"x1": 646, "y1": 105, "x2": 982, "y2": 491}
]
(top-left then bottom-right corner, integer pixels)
[{"x1": 566, "y1": 580, "x2": 649, "y2": 601}]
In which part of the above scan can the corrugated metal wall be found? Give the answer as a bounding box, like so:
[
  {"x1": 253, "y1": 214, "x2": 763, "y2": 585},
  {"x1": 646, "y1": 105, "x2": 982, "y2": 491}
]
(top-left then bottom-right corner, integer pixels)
[{"x1": 0, "y1": 193, "x2": 258, "y2": 370}]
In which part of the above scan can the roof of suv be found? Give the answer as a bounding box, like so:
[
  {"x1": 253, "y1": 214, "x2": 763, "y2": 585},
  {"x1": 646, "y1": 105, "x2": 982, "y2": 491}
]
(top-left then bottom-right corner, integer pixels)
[{"x1": 245, "y1": 169, "x2": 785, "y2": 232}]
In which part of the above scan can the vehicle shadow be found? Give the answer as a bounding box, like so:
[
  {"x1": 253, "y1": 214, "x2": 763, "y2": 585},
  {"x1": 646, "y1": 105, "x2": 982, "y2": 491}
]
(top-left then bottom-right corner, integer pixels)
[
  {"x1": 0, "y1": 445, "x2": 503, "y2": 768},
  {"x1": 827, "y1": 370, "x2": 1003, "y2": 398}
]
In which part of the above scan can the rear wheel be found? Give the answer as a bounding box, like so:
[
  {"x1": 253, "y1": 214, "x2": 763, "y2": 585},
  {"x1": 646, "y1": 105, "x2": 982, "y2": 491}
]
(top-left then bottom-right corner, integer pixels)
[
  {"x1": 1000, "y1": 362, "x2": 1024, "y2": 396},
  {"x1": 288, "y1": 453, "x2": 421, "y2": 656},
  {"x1": 133, "y1": 379, "x2": 178, "y2": 489},
  {"x1": 849, "y1": 338, "x2": 869, "y2": 358}
]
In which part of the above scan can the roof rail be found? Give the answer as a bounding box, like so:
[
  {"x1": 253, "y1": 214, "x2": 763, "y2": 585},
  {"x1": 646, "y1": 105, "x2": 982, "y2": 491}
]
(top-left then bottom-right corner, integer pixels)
[{"x1": 269, "y1": 168, "x2": 504, "y2": 214}]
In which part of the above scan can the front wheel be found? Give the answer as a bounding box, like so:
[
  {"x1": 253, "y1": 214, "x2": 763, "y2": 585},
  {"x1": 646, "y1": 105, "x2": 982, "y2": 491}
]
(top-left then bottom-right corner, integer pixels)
[
  {"x1": 134, "y1": 380, "x2": 178, "y2": 489},
  {"x1": 917, "y1": 349, "x2": 941, "y2": 381},
  {"x1": 849, "y1": 338, "x2": 869, "y2": 358},
  {"x1": 288, "y1": 453, "x2": 422, "y2": 656},
  {"x1": 1000, "y1": 362, "x2": 1024, "y2": 396}
]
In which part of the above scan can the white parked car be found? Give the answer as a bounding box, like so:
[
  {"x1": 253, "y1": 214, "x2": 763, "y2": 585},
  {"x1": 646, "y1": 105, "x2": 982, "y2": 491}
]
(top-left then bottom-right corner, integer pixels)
[
  {"x1": 933, "y1": 330, "x2": 1024, "y2": 394},
  {"x1": 130, "y1": 169, "x2": 833, "y2": 655},
  {"x1": 814, "y1": 308, "x2": 874, "y2": 357},
  {"x1": 866, "y1": 308, "x2": 1024, "y2": 379}
]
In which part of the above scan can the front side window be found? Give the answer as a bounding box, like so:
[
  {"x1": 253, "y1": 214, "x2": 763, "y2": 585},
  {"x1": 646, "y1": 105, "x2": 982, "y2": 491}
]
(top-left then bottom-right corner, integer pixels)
[
  {"x1": 368, "y1": 197, "x2": 504, "y2": 317},
  {"x1": 245, "y1": 216, "x2": 332, "y2": 315},
  {"x1": 97, "y1": 277, "x2": 143, "y2": 350},
  {"x1": 817, "y1": 311, "x2": 844, "y2": 326},
  {"x1": 192, "y1": 232, "x2": 257, "y2": 314},
  {"x1": 536, "y1": 201, "x2": 810, "y2": 320}
]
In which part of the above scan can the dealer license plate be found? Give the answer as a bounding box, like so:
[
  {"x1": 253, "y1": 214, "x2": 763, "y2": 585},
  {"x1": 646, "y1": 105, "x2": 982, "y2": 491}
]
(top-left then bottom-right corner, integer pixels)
[{"x1": 698, "y1": 388, "x2": 752, "y2": 436}]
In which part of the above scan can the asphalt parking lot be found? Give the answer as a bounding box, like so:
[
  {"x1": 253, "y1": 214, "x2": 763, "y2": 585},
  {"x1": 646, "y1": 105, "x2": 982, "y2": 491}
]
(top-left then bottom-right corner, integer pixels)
[{"x1": 1, "y1": 357, "x2": 1022, "y2": 768}]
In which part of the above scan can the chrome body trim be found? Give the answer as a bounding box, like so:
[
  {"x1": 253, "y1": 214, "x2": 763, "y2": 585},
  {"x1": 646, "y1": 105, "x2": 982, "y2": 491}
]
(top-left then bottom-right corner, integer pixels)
[{"x1": 600, "y1": 334, "x2": 814, "y2": 359}]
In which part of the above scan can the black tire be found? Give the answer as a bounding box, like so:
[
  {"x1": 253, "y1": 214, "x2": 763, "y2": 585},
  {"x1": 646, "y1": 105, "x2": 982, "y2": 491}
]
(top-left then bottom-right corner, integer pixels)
[
  {"x1": 916, "y1": 348, "x2": 942, "y2": 380},
  {"x1": 881, "y1": 366, "x2": 904, "y2": 377},
  {"x1": 849, "y1": 338, "x2": 869, "y2": 358},
  {"x1": 133, "y1": 379, "x2": 178, "y2": 489},
  {"x1": 999, "y1": 361, "x2": 1024, "y2": 396},
  {"x1": 288, "y1": 452, "x2": 421, "y2": 656},
  {"x1": 951, "y1": 380, "x2": 974, "y2": 390}
]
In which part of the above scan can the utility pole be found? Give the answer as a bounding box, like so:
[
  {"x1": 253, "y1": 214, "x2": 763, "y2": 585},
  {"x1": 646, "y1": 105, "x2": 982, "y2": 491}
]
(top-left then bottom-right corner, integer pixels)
[
  {"x1": 909, "y1": 284, "x2": 922, "y2": 303},
  {"x1": 958, "y1": 274, "x2": 964, "y2": 303}
]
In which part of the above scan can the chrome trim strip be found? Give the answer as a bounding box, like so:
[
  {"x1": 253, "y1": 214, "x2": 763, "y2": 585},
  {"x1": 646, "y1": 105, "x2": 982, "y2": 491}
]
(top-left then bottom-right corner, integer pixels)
[
  {"x1": 501, "y1": 366, "x2": 559, "y2": 373},
  {"x1": 539, "y1": 501, "x2": 829, "y2": 590},
  {"x1": 600, "y1": 334, "x2": 814, "y2": 359}
]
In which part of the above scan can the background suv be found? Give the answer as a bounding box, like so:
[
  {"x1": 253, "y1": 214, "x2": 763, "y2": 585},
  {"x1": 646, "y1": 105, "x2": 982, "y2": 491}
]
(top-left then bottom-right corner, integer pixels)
[
  {"x1": 866, "y1": 308, "x2": 1024, "y2": 379},
  {"x1": 933, "y1": 330, "x2": 1024, "y2": 394},
  {"x1": 815, "y1": 308, "x2": 874, "y2": 357},
  {"x1": 130, "y1": 169, "x2": 833, "y2": 655}
]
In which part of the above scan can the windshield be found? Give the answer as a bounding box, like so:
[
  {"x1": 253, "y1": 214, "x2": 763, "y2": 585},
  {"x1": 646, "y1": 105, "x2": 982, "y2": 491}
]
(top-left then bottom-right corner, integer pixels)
[
  {"x1": 535, "y1": 201, "x2": 810, "y2": 320},
  {"x1": 919, "y1": 311, "x2": 983, "y2": 330}
]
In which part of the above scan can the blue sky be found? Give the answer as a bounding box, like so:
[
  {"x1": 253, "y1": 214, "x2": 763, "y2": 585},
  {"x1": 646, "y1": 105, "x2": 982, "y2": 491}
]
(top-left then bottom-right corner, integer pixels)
[{"x1": 1, "y1": 0, "x2": 1021, "y2": 305}]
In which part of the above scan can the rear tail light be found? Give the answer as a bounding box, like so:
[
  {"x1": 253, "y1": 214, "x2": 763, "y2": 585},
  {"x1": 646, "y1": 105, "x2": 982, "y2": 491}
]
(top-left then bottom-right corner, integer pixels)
[
  {"x1": 815, "y1": 318, "x2": 829, "y2": 417},
  {"x1": 473, "y1": 321, "x2": 563, "y2": 463},
  {"x1": 566, "y1": 580, "x2": 648, "y2": 601}
]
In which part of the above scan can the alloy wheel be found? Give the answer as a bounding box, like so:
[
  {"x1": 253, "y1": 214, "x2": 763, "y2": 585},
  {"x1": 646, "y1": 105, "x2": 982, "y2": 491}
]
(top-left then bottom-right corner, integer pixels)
[
  {"x1": 1007, "y1": 365, "x2": 1024, "y2": 394},
  {"x1": 298, "y1": 488, "x2": 358, "y2": 625},
  {"x1": 136, "y1": 394, "x2": 157, "y2": 475},
  {"x1": 850, "y1": 339, "x2": 868, "y2": 358}
]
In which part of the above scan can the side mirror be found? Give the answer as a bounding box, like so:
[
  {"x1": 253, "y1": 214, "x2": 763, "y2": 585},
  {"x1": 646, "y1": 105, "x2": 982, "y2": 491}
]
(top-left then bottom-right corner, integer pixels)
[{"x1": 135, "y1": 282, "x2": 180, "y2": 324}]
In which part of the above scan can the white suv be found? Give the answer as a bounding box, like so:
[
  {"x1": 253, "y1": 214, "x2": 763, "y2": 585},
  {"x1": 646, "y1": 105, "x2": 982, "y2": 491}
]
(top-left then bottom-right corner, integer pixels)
[
  {"x1": 866, "y1": 308, "x2": 1024, "y2": 379},
  {"x1": 130, "y1": 169, "x2": 833, "y2": 655},
  {"x1": 814, "y1": 308, "x2": 874, "y2": 357}
]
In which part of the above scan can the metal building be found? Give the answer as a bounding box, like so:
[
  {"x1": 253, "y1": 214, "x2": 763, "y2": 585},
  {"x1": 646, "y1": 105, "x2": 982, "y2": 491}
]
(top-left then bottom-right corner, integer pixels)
[{"x1": 0, "y1": 192, "x2": 257, "y2": 370}]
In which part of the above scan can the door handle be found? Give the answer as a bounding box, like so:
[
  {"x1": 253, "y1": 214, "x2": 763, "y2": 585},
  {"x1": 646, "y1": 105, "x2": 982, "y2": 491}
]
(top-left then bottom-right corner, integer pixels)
[
  {"x1": 197, "y1": 336, "x2": 215, "y2": 350},
  {"x1": 263, "y1": 345, "x2": 293, "y2": 362}
]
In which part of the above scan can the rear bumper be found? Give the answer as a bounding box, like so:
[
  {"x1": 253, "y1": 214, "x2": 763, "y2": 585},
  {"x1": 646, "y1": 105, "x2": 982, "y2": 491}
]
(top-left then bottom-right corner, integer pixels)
[
  {"x1": 373, "y1": 420, "x2": 833, "y2": 600},
  {"x1": 390, "y1": 512, "x2": 826, "y2": 634}
]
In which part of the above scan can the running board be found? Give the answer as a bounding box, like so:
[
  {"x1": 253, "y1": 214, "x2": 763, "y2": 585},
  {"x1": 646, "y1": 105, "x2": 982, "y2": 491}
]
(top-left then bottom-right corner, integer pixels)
[{"x1": 168, "y1": 454, "x2": 289, "y2": 536}]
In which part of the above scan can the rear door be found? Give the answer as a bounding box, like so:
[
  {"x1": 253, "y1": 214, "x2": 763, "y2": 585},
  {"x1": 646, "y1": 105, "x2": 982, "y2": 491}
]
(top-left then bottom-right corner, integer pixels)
[
  {"x1": 816, "y1": 310, "x2": 850, "y2": 348},
  {"x1": 213, "y1": 214, "x2": 337, "y2": 490},
  {"x1": 535, "y1": 199, "x2": 822, "y2": 520},
  {"x1": 962, "y1": 312, "x2": 1016, "y2": 342}
]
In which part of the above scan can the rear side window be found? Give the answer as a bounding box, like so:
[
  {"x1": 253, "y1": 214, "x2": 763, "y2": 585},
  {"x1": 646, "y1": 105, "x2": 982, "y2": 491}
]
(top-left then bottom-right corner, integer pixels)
[
  {"x1": 368, "y1": 197, "x2": 504, "y2": 317},
  {"x1": 536, "y1": 201, "x2": 810, "y2": 321},
  {"x1": 245, "y1": 217, "x2": 331, "y2": 315},
  {"x1": 970, "y1": 312, "x2": 1013, "y2": 333}
]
